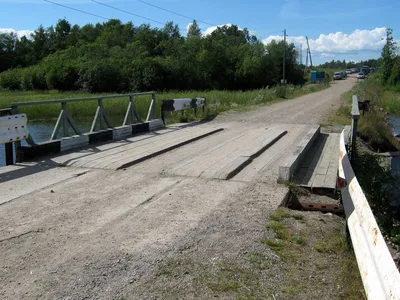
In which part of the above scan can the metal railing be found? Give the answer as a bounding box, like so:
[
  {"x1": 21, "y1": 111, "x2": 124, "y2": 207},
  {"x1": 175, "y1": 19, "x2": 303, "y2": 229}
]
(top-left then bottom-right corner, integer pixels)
[
  {"x1": 9, "y1": 91, "x2": 157, "y2": 143},
  {"x1": 337, "y1": 95, "x2": 400, "y2": 299}
]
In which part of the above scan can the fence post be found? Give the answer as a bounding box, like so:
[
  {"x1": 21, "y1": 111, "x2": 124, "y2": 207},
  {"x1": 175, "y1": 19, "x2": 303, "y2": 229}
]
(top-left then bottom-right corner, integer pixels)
[
  {"x1": 5, "y1": 142, "x2": 13, "y2": 165},
  {"x1": 350, "y1": 95, "x2": 360, "y2": 161},
  {"x1": 151, "y1": 92, "x2": 156, "y2": 120},
  {"x1": 123, "y1": 96, "x2": 135, "y2": 126},
  {"x1": 146, "y1": 92, "x2": 157, "y2": 122},
  {"x1": 62, "y1": 102, "x2": 68, "y2": 137}
]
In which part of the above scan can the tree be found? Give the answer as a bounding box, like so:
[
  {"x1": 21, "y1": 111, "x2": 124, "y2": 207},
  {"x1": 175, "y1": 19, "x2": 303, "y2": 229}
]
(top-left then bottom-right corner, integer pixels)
[
  {"x1": 54, "y1": 18, "x2": 71, "y2": 51},
  {"x1": 187, "y1": 20, "x2": 201, "y2": 39},
  {"x1": 381, "y1": 28, "x2": 397, "y2": 84},
  {"x1": 32, "y1": 25, "x2": 49, "y2": 61}
]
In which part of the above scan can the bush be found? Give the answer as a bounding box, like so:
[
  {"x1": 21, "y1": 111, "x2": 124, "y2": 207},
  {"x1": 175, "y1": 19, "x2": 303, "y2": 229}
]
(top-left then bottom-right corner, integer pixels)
[
  {"x1": 46, "y1": 64, "x2": 79, "y2": 90},
  {"x1": 353, "y1": 152, "x2": 400, "y2": 242},
  {"x1": 0, "y1": 68, "x2": 23, "y2": 90},
  {"x1": 275, "y1": 85, "x2": 287, "y2": 98},
  {"x1": 78, "y1": 60, "x2": 122, "y2": 92}
]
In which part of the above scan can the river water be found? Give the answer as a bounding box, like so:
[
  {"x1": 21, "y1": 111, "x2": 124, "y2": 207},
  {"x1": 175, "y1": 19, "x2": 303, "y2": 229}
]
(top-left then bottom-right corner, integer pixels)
[
  {"x1": 389, "y1": 115, "x2": 400, "y2": 142},
  {"x1": 0, "y1": 121, "x2": 93, "y2": 167}
]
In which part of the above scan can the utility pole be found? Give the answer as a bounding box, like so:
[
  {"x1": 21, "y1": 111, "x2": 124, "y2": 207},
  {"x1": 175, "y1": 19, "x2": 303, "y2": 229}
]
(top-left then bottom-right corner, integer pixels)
[
  {"x1": 306, "y1": 36, "x2": 313, "y2": 68},
  {"x1": 282, "y1": 29, "x2": 286, "y2": 85},
  {"x1": 300, "y1": 44, "x2": 303, "y2": 65}
]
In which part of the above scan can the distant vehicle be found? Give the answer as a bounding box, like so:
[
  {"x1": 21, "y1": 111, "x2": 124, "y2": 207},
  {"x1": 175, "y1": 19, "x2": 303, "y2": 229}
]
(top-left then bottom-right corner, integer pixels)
[
  {"x1": 334, "y1": 72, "x2": 343, "y2": 80},
  {"x1": 345, "y1": 69, "x2": 351, "y2": 74},
  {"x1": 361, "y1": 66, "x2": 370, "y2": 75},
  {"x1": 341, "y1": 71, "x2": 347, "y2": 78},
  {"x1": 369, "y1": 67, "x2": 376, "y2": 73},
  {"x1": 351, "y1": 68, "x2": 357, "y2": 73},
  {"x1": 310, "y1": 70, "x2": 325, "y2": 83},
  {"x1": 357, "y1": 72, "x2": 365, "y2": 79}
]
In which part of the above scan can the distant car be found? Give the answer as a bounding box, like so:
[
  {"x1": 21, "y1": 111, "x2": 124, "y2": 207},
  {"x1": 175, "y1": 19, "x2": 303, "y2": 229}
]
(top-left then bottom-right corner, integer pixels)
[
  {"x1": 341, "y1": 71, "x2": 347, "y2": 78},
  {"x1": 334, "y1": 72, "x2": 343, "y2": 80},
  {"x1": 351, "y1": 68, "x2": 357, "y2": 73},
  {"x1": 357, "y1": 72, "x2": 365, "y2": 79},
  {"x1": 345, "y1": 69, "x2": 351, "y2": 74}
]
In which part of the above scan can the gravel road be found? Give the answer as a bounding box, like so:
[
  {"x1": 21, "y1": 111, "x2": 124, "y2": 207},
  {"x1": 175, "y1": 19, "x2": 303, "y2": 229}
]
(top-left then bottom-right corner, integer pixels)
[{"x1": 0, "y1": 77, "x2": 357, "y2": 299}]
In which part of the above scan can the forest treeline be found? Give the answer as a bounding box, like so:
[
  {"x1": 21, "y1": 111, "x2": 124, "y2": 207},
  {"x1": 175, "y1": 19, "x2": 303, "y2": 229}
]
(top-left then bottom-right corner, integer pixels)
[{"x1": 0, "y1": 19, "x2": 305, "y2": 92}]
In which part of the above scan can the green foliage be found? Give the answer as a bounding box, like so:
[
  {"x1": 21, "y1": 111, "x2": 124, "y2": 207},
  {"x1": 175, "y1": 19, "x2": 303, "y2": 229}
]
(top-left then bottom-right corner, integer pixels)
[
  {"x1": 317, "y1": 58, "x2": 380, "y2": 70},
  {"x1": 0, "y1": 83, "x2": 329, "y2": 121},
  {"x1": 353, "y1": 152, "x2": 400, "y2": 243},
  {"x1": 389, "y1": 56, "x2": 400, "y2": 85},
  {"x1": 352, "y1": 75, "x2": 400, "y2": 151},
  {"x1": 0, "y1": 19, "x2": 305, "y2": 93},
  {"x1": 0, "y1": 68, "x2": 22, "y2": 90},
  {"x1": 381, "y1": 28, "x2": 397, "y2": 84}
]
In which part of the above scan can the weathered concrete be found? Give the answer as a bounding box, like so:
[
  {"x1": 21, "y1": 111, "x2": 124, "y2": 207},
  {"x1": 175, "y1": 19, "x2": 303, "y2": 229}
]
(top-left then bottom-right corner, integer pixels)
[
  {"x1": 277, "y1": 125, "x2": 321, "y2": 183},
  {"x1": 295, "y1": 133, "x2": 340, "y2": 193}
]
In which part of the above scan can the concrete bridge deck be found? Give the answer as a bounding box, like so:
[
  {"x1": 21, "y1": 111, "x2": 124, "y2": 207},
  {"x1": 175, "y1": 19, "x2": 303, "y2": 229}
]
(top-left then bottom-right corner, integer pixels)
[{"x1": 0, "y1": 78, "x2": 356, "y2": 299}]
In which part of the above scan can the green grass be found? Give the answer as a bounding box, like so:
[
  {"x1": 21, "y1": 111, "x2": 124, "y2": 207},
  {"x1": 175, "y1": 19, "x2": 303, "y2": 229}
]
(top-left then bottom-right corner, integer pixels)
[
  {"x1": 269, "y1": 208, "x2": 291, "y2": 222},
  {"x1": 261, "y1": 238, "x2": 285, "y2": 250},
  {"x1": 0, "y1": 83, "x2": 329, "y2": 124},
  {"x1": 382, "y1": 90, "x2": 400, "y2": 115},
  {"x1": 330, "y1": 76, "x2": 400, "y2": 151},
  {"x1": 313, "y1": 234, "x2": 347, "y2": 254}
]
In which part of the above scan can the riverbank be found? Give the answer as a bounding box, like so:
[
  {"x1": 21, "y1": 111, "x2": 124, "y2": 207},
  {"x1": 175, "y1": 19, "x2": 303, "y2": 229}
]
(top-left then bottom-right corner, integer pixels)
[
  {"x1": 0, "y1": 84, "x2": 329, "y2": 123},
  {"x1": 328, "y1": 81, "x2": 400, "y2": 248}
]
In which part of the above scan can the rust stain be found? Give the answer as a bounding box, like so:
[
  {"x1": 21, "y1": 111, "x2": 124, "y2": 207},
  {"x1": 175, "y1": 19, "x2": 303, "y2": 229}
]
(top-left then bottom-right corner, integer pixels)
[{"x1": 372, "y1": 227, "x2": 378, "y2": 246}]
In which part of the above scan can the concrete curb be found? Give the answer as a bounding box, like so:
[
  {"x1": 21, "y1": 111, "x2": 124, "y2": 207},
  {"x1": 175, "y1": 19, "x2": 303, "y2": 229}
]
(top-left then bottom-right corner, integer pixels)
[{"x1": 277, "y1": 125, "x2": 321, "y2": 183}]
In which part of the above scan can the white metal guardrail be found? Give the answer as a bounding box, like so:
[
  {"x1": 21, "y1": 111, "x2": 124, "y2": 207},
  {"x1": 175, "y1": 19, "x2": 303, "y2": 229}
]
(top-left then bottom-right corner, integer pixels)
[
  {"x1": 161, "y1": 97, "x2": 206, "y2": 124},
  {"x1": 338, "y1": 129, "x2": 400, "y2": 299},
  {"x1": 0, "y1": 114, "x2": 28, "y2": 144},
  {"x1": 0, "y1": 113, "x2": 29, "y2": 165}
]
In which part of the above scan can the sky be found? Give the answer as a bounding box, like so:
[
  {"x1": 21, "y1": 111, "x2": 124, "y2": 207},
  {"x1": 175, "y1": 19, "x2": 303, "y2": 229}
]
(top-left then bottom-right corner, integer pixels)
[{"x1": 0, "y1": 0, "x2": 399, "y2": 65}]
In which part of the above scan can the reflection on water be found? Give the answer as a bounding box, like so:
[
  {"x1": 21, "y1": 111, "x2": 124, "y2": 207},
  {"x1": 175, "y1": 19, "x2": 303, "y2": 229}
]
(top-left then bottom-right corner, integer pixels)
[{"x1": 388, "y1": 115, "x2": 400, "y2": 141}]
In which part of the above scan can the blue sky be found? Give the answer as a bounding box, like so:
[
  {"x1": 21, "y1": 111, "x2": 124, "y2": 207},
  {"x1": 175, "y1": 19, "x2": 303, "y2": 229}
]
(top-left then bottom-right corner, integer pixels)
[{"x1": 1, "y1": 0, "x2": 399, "y2": 64}]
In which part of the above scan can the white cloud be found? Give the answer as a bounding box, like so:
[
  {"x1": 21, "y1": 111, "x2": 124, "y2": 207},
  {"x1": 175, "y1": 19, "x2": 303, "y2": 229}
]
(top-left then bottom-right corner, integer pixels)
[
  {"x1": 202, "y1": 24, "x2": 238, "y2": 36},
  {"x1": 201, "y1": 24, "x2": 256, "y2": 37},
  {"x1": 0, "y1": 28, "x2": 33, "y2": 38},
  {"x1": 263, "y1": 27, "x2": 388, "y2": 57}
]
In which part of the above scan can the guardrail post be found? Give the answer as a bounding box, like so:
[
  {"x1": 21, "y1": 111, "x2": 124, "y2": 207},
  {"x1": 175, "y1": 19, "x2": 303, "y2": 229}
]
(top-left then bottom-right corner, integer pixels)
[
  {"x1": 151, "y1": 93, "x2": 156, "y2": 120},
  {"x1": 62, "y1": 102, "x2": 68, "y2": 137},
  {"x1": 350, "y1": 95, "x2": 360, "y2": 161},
  {"x1": 91, "y1": 98, "x2": 112, "y2": 132},
  {"x1": 123, "y1": 96, "x2": 135, "y2": 126},
  {"x1": 1, "y1": 108, "x2": 14, "y2": 165},
  {"x1": 146, "y1": 93, "x2": 157, "y2": 122},
  {"x1": 5, "y1": 142, "x2": 13, "y2": 165},
  {"x1": 51, "y1": 102, "x2": 66, "y2": 140}
]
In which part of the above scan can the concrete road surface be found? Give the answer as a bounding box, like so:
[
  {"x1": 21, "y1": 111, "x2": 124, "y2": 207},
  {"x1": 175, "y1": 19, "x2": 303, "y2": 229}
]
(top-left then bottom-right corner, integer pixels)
[{"x1": 0, "y1": 78, "x2": 356, "y2": 299}]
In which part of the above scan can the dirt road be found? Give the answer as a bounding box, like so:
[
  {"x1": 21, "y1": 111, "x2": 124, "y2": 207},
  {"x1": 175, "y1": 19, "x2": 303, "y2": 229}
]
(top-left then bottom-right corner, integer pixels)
[{"x1": 0, "y1": 78, "x2": 357, "y2": 299}]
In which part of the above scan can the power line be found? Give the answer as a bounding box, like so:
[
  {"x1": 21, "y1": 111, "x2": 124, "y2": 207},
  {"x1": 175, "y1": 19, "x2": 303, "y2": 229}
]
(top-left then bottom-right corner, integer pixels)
[
  {"x1": 44, "y1": 0, "x2": 110, "y2": 20},
  {"x1": 91, "y1": 0, "x2": 192, "y2": 33},
  {"x1": 90, "y1": 0, "x2": 165, "y2": 26},
  {"x1": 135, "y1": 0, "x2": 216, "y2": 27}
]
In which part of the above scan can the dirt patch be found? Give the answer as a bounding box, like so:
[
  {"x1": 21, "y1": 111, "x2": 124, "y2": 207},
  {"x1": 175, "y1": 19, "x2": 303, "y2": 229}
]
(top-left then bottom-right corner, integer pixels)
[{"x1": 128, "y1": 203, "x2": 364, "y2": 300}]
